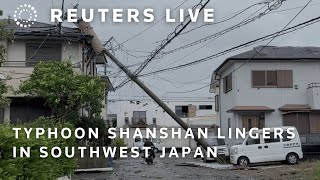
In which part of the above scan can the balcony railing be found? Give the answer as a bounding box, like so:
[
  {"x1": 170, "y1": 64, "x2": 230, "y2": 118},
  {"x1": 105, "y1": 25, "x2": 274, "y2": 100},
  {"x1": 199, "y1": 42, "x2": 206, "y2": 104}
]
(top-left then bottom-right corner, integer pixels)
[{"x1": 1, "y1": 60, "x2": 80, "y2": 68}]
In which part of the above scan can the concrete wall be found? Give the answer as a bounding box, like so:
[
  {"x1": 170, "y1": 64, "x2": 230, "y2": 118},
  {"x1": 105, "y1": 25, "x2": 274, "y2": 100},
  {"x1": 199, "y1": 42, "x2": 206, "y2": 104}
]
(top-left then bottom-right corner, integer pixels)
[
  {"x1": 110, "y1": 100, "x2": 216, "y2": 128},
  {"x1": 218, "y1": 61, "x2": 320, "y2": 144}
]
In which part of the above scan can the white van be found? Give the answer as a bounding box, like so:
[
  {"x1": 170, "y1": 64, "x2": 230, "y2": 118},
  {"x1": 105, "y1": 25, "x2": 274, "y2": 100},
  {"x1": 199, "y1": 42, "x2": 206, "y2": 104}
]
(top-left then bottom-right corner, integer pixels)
[
  {"x1": 133, "y1": 138, "x2": 164, "y2": 153},
  {"x1": 230, "y1": 126, "x2": 303, "y2": 166}
]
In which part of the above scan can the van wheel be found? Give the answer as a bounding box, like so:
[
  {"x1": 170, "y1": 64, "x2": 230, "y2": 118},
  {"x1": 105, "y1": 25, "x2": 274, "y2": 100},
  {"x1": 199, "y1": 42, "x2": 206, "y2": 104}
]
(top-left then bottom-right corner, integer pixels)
[
  {"x1": 237, "y1": 157, "x2": 249, "y2": 166},
  {"x1": 286, "y1": 153, "x2": 299, "y2": 165}
]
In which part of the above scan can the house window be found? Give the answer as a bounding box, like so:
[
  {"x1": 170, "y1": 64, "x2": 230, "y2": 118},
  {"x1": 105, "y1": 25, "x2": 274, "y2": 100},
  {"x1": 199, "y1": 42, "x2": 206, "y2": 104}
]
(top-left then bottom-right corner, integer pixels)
[
  {"x1": 252, "y1": 70, "x2": 293, "y2": 88},
  {"x1": 175, "y1": 106, "x2": 189, "y2": 118},
  {"x1": 283, "y1": 113, "x2": 310, "y2": 134},
  {"x1": 199, "y1": 105, "x2": 212, "y2": 110},
  {"x1": 215, "y1": 95, "x2": 219, "y2": 112},
  {"x1": 10, "y1": 97, "x2": 51, "y2": 124},
  {"x1": 242, "y1": 115, "x2": 265, "y2": 131},
  {"x1": 223, "y1": 73, "x2": 232, "y2": 93},
  {"x1": 132, "y1": 111, "x2": 146, "y2": 126},
  {"x1": 309, "y1": 113, "x2": 320, "y2": 134},
  {"x1": 26, "y1": 43, "x2": 62, "y2": 67}
]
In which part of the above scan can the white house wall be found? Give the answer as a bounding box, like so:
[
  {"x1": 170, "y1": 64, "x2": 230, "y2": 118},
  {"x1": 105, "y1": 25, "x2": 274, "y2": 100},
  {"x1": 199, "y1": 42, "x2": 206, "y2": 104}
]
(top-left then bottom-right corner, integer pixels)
[{"x1": 219, "y1": 61, "x2": 320, "y2": 144}]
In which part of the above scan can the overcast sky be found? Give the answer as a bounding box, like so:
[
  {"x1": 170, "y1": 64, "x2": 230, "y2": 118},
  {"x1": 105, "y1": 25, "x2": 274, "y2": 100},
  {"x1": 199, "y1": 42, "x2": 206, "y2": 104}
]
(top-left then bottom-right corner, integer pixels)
[{"x1": 2, "y1": 0, "x2": 320, "y2": 113}]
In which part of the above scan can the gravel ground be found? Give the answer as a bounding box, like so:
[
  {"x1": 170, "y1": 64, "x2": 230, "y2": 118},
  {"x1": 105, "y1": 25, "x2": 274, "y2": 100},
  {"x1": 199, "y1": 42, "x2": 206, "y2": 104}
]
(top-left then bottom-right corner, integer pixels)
[
  {"x1": 72, "y1": 154, "x2": 320, "y2": 180},
  {"x1": 72, "y1": 154, "x2": 253, "y2": 180},
  {"x1": 236, "y1": 160, "x2": 319, "y2": 180}
]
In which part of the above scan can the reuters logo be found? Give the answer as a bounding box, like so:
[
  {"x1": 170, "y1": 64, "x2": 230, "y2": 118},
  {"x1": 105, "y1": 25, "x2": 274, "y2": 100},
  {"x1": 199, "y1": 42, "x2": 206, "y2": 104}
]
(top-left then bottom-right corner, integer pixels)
[{"x1": 13, "y1": 4, "x2": 37, "y2": 28}]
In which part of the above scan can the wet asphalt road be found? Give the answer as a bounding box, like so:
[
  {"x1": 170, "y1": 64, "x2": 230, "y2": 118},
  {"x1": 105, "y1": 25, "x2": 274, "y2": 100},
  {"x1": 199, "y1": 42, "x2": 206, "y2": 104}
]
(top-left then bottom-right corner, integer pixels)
[{"x1": 72, "y1": 154, "x2": 255, "y2": 180}]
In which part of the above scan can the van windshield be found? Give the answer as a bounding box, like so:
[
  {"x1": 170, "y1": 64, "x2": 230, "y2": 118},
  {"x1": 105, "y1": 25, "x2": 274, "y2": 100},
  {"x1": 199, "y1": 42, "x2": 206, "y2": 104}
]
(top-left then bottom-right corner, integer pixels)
[{"x1": 206, "y1": 138, "x2": 225, "y2": 146}]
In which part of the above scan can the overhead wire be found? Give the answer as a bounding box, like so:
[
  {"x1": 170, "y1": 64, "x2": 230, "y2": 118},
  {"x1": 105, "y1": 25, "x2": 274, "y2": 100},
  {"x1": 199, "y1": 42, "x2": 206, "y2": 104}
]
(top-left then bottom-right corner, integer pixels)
[
  {"x1": 114, "y1": 0, "x2": 212, "y2": 90},
  {"x1": 161, "y1": 0, "x2": 285, "y2": 57},
  {"x1": 148, "y1": 0, "x2": 315, "y2": 96},
  {"x1": 180, "y1": 0, "x2": 267, "y2": 35},
  {"x1": 230, "y1": 0, "x2": 313, "y2": 75},
  {"x1": 115, "y1": 0, "x2": 189, "y2": 47},
  {"x1": 139, "y1": 15, "x2": 320, "y2": 77},
  {"x1": 158, "y1": 3, "x2": 267, "y2": 72}
]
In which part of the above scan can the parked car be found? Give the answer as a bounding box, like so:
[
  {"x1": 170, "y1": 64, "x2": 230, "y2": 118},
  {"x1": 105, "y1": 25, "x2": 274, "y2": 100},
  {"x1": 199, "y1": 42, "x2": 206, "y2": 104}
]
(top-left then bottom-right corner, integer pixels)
[
  {"x1": 230, "y1": 126, "x2": 303, "y2": 166},
  {"x1": 133, "y1": 137, "x2": 164, "y2": 153},
  {"x1": 201, "y1": 137, "x2": 229, "y2": 162}
]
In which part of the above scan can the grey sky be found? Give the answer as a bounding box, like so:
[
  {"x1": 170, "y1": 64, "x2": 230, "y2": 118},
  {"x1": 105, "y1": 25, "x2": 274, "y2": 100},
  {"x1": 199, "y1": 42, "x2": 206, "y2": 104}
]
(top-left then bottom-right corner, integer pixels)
[{"x1": 2, "y1": 0, "x2": 320, "y2": 113}]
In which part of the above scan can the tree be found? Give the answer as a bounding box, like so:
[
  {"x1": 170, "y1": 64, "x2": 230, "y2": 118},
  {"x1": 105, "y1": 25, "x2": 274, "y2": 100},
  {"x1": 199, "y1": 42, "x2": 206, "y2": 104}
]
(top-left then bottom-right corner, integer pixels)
[
  {"x1": 0, "y1": 12, "x2": 14, "y2": 66},
  {"x1": 19, "y1": 61, "x2": 107, "y2": 122},
  {"x1": 0, "y1": 11, "x2": 13, "y2": 106},
  {"x1": 0, "y1": 79, "x2": 9, "y2": 107}
]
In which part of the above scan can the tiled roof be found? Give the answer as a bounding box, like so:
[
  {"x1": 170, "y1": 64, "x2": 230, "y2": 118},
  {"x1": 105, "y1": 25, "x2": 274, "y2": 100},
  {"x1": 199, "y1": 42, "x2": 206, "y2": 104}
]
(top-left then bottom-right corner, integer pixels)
[
  {"x1": 1, "y1": 19, "x2": 91, "y2": 41},
  {"x1": 214, "y1": 46, "x2": 320, "y2": 73},
  {"x1": 228, "y1": 46, "x2": 320, "y2": 60}
]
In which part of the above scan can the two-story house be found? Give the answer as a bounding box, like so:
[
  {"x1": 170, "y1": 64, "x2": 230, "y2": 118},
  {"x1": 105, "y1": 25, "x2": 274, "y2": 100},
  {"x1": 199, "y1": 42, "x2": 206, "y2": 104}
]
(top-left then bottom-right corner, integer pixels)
[
  {"x1": 210, "y1": 46, "x2": 320, "y2": 151},
  {"x1": 0, "y1": 20, "x2": 111, "y2": 124}
]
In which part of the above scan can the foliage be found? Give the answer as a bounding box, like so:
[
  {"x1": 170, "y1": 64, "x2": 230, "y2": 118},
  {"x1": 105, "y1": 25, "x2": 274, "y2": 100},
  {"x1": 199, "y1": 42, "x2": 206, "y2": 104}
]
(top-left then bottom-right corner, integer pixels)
[
  {"x1": 0, "y1": 11, "x2": 13, "y2": 106},
  {"x1": 71, "y1": 116, "x2": 108, "y2": 146},
  {"x1": 0, "y1": 13, "x2": 14, "y2": 66},
  {"x1": 112, "y1": 138, "x2": 126, "y2": 148},
  {"x1": 0, "y1": 117, "x2": 77, "y2": 180},
  {"x1": 19, "y1": 61, "x2": 107, "y2": 121},
  {"x1": 315, "y1": 161, "x2": 320, "y2": 180},
  {"x1": 0, "y1": 79, "x2": 10, "y2": 107}
]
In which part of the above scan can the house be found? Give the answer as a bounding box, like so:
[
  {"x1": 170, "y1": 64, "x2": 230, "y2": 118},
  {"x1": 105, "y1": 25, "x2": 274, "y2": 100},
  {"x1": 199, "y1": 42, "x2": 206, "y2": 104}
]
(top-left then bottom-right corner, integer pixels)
[
  {"x1": 210, "y1": 46, "x2": 320, "y2": 150},
  {"x1": 0, "y1": 20, "x2": 111, "y2": 124},
  {"x1": 109, "y1": 99, "x2": 218, "y2": 148}
]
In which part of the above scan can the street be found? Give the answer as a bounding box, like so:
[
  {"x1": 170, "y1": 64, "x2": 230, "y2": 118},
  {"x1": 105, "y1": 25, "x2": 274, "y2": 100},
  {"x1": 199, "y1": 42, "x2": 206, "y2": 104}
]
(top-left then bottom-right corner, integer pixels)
[{"x1": 72, "y1": 154, "x2": 253, "y2": 180}]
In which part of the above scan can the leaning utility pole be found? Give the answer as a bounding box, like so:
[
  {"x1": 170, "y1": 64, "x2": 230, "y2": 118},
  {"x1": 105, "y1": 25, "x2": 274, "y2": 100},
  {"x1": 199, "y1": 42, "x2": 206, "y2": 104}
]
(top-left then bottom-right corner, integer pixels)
[{"x1": 75, "y1": 19, "x2": 225, "y2": 164}]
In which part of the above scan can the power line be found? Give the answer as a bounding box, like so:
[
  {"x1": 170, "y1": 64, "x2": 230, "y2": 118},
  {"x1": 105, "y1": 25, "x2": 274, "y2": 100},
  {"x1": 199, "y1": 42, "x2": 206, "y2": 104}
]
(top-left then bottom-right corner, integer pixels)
[
  {"x1": 230, "y1": 0, "x2": 313, "y2": 75},
  {"x1": 180, "y1": 0, "x2": 267, "y2": 35},
  {"x1": 114, "y1": 0, "x2": 212, "y2": 90},
  {"x1": 116, "y1": 0, "x2": 189, "y2": 47},
  {"x1": 180, "y1": 1, "x2": 320, "y2": 36},
  {"x1": 161, "y1": 0, "x2": 285, "y2": 57},
  {"x1": 162, "y1": 0, "x2": 312, "y2": 95},
  {"x1": 157, "y1": 3, "x2": 267, "y2": 73},
  {"x1": 139, "y1": 15, "x2": 320, "y2": 77}
]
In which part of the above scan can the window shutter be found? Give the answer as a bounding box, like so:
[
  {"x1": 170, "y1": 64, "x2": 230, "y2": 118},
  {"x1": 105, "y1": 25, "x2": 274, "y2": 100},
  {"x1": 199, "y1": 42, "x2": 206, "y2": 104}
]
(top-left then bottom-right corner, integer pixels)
[
  {"x1": 277, "y1": 70, "x2": 293, "y2": 88},
  {"x1": 252, "y1": 71, "x2": 266, "y2": 87},
  {"x1": 309, "y1": 113, "x2": 320, "y2": 134},
  {"x1": 266, "y1": 71, "x2": 277, "y2": 86},
  {"x1": 227, "y1": 74, "x2": 232, "y2": 92},
  {"x1": 26, "y1": 43, "x2": 62, "y2": 67},
  {"x1": 223, "y1": 76, "x2": 227, "y2": 93},
  {"x1": 188, "y1": 105, "x2": 197, "y2": 118}
]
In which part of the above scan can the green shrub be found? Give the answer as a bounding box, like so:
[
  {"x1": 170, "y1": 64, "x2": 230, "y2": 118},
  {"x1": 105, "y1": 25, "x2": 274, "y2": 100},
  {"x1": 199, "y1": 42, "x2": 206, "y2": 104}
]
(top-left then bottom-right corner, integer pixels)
[
  {"x1": 315, "y1": 161, "x2": 320, "y2": 180},
  {"x1": 72, "y1": 116, "x2": 107, "y2": 146},
  {"x1": 0, "y1": 117, "x2": 77, "y2": 180},
  {"x1": 112, "y1": 138, "x2": 126, "y2": 148}
]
